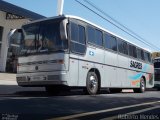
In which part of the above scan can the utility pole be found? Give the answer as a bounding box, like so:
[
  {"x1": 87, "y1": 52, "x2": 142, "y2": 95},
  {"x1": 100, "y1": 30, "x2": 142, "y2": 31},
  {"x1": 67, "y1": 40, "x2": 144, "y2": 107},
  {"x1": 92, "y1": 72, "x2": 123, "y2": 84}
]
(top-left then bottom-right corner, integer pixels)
[{"x1": 57, "y1": 0, "x2": 64, "y2": 16}]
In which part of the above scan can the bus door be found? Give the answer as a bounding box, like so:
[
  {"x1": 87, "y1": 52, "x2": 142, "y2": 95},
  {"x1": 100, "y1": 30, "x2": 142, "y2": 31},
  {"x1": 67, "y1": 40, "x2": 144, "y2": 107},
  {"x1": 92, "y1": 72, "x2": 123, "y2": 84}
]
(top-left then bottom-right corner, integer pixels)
[
  {"x1": 6, "y1": 29, "x2": 23, "y2": 73},
  {"x1": 69, "y1": 21, "x2": 87, "y2": 86}
]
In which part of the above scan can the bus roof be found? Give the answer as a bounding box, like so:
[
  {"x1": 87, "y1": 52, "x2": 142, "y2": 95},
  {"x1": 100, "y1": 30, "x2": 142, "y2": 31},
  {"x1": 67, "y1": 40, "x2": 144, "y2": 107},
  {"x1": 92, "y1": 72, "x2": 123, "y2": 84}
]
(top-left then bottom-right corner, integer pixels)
[{"x1": 23, "y1": 15, "x2": 151, "y2": 53}]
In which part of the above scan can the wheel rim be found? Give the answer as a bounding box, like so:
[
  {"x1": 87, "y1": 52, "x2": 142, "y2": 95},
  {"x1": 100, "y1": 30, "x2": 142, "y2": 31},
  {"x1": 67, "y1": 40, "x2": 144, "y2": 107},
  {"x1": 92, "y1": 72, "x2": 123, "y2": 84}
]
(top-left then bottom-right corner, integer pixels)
[
  {"x1": 141, "y1": 79, "x2": 145, "y2": 91},
  {"x1": 89, "y1": 75, "x2": 98, "y2": 91}
]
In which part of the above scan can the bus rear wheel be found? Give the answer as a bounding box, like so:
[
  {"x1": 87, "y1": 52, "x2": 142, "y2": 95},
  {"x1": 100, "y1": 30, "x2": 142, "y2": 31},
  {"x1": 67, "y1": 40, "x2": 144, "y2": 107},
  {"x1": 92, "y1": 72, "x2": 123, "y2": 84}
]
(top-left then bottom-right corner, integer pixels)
[
  {"x1": 86, "y1": 72, "x2": 99, "y2": 95},
  {"x1": 134, "y1": 77, "x2": 146, "y2": 93}
]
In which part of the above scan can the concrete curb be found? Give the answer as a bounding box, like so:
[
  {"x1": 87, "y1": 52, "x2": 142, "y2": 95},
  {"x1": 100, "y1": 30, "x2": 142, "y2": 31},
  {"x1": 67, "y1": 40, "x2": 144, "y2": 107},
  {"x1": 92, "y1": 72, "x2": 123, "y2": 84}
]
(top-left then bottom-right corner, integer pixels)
[
  {"x1": 0, "y1": 80, "x2": 17, "y2": 85},
  {"x1": 0, "y1": 73, "x2": 16, "y2": 85},
  {"x1": 0, "y1": 73, "x2": 16, "y2": 81}
]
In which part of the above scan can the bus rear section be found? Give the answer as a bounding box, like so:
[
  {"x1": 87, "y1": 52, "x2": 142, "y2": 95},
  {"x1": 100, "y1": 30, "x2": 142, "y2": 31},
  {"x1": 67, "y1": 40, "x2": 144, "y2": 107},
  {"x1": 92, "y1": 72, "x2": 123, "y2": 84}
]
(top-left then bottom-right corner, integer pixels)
[{"x1": 16, "y1": 17, "x2": 70, "y2": 92}]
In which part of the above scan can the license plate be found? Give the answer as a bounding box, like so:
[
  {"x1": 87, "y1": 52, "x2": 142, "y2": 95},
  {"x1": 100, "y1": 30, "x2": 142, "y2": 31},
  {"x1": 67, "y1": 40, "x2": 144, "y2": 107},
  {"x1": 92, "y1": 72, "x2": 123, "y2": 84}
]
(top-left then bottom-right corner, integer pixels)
[{"x1": 30, "y1": 76, "x2": 46, "y2": 81}]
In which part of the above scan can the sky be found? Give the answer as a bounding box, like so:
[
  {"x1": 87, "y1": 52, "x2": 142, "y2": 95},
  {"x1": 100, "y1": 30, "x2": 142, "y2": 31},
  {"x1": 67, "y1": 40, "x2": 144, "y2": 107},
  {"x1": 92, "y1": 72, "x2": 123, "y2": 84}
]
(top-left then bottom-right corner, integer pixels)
[{"x1": 4, "y1": 0, "x2": 160, "y2": 52}]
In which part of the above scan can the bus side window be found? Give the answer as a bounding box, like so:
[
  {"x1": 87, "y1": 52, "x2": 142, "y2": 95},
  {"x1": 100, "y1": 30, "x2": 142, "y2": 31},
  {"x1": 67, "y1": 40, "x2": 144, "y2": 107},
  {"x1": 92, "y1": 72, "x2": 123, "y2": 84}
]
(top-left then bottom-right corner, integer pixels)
[
  {"x1": 87, "y1": 26, "x2": 95, "y2": 44},
  {"x1": 129, "y1": 45, "x2": 137, "y2": 58},
  {"x1": 78, "y1": 25, "x2": 86, "y2": 45},
  {"x1": 118, "y1": 38, "x2": 128, "y2": 55},
  {"x1": 71, "y1": 22, "x2": 78, "y2": 42},
  {"x1": 141, "y1": 50, "x2": 145, "y2": 61},
  {"x1": 104, "y1": 33, "x2": 117, "y2": 52},
  {"x1": 144, "y1": 52, "x2": 151, "y2": 63},
  {"x1": 70, "y1": 22, "x2": 86, "y2": 54},
  {"x1": 110, "y1": 36, "x2": 117, "y2": 51},
  {"x1": 104, "y1": 33, "x2": 110, "y2": 49},
  {"x1": 148, "y1": 53, "x2": 151, "y2": 63},
  {"x1": 137, "y1": 48, "x2": 141, "y2": 60},
  {"x1": 95, "y1": 29, "x2": 103, "y2": 46}
]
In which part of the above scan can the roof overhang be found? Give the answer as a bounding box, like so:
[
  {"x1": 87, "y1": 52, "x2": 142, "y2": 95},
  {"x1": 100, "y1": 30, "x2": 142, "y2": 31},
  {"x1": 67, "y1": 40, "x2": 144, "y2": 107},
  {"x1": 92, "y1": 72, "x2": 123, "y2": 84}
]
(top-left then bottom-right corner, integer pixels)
[{"x1": 0, "y1": 0, "x2": 46, "y2": 20}]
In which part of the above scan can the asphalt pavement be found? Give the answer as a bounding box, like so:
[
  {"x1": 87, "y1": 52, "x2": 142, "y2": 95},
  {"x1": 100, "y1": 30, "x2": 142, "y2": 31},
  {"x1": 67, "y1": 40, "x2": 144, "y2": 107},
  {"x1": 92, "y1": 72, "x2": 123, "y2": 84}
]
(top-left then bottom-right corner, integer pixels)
[{"x1": 0, "y1": 73, "x2": 159, "y2": 120}]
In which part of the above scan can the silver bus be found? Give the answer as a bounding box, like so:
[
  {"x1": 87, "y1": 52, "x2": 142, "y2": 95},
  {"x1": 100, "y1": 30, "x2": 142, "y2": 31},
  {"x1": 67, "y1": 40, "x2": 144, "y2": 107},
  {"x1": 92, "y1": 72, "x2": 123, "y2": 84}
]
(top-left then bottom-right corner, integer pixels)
[
  {"x1": 153, "y1": 57, "x2": 160, "y2": 90},
  {"x1": 15, "y1": 15, "x2": 154, "y2": 95}
]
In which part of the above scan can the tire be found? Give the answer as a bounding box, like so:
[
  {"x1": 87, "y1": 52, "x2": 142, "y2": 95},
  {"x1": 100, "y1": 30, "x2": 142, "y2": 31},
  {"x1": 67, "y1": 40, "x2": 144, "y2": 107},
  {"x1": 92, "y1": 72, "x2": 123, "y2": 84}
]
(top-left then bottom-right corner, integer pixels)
[
  {"x1": 86, "y1": 72, "x2": 99, "y2": 95},
  {"x1": 134, "y1": 77, "x2": 146, "y2": 93}
]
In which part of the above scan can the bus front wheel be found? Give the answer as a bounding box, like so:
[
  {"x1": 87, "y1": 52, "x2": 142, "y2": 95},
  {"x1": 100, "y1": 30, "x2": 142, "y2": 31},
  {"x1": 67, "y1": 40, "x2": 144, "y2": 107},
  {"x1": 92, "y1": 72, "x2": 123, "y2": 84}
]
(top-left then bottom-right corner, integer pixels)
[
  {"x1": 134, "y1": 77, "x2": 146, "y2": 93},
  {"x1": 86, "y1": 72, "x2": 99, "y2": 95}
]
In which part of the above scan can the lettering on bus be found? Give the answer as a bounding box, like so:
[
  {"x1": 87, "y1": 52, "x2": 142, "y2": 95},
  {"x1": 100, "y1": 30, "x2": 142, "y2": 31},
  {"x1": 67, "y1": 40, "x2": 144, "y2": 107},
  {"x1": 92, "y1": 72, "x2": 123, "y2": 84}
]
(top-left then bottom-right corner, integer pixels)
[{"x1": 130, "y1": 60, "x2": 142, "y2": 69}]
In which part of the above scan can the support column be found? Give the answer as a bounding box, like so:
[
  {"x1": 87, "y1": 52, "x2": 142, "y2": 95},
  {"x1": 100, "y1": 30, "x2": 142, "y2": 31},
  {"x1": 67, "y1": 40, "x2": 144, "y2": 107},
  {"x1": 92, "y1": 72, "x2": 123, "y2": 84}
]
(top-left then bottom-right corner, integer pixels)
[{"x1": 57, "y1": 0, "x2": 64, "y2": 16}]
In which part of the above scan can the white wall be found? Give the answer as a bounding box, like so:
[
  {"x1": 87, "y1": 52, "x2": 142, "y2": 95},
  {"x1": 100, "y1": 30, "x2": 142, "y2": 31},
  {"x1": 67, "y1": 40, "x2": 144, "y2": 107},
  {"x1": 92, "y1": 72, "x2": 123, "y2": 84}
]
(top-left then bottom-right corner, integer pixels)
[{"x1": 0, "y1": 11, "x2": 29, "y2": 72}]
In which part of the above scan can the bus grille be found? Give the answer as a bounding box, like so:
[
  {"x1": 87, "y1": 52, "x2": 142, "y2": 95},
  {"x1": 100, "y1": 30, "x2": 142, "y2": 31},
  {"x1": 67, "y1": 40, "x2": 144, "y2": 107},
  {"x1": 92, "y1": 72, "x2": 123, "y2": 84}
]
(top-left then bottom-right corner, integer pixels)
[
  {"x1": 48, "y1": 75, "x2": 60, "y2": 80},
  {"x1": 17, "y1": 77, "x2": 26, "y2": 82}
]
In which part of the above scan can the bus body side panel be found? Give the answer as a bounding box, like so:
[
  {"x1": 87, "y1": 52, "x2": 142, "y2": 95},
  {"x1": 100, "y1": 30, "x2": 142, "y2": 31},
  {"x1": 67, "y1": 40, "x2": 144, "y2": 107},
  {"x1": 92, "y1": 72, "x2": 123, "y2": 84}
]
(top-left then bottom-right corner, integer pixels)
[
  {"x1": 90, "y1": 48, "x2": 105, "y2": 88},
  {"x1": 68, "y1": 54, "x2": 79, "y2": 86},
  {"x1": 78, "y1": 46, "x2": 105, "y2": 87},
  {"x1": 117, "y1": 54, "x2": 129, "y2": 87},
  {"x1": 104, "y1": 50, "x2": 118, "y2": 87},
  {"x1": 144, "y1": 64, "x2": 154, "y2": 88},
  {"x1": 127, "y1": 59, "x2": 154, "y2": 88},
  {"x1": 128, "y1": 58, "x2": 141, "y2": 88}
]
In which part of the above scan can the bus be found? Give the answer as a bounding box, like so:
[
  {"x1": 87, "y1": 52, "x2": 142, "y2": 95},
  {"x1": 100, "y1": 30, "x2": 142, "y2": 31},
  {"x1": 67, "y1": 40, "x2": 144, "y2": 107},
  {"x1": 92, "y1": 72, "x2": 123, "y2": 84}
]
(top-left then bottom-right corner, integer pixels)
[
  {"x1": 14, "y1": 15, "x2": 154, "y2": 95},
  {"x1": 153, "y1": 57, "x2": 160, "y2": 90}
]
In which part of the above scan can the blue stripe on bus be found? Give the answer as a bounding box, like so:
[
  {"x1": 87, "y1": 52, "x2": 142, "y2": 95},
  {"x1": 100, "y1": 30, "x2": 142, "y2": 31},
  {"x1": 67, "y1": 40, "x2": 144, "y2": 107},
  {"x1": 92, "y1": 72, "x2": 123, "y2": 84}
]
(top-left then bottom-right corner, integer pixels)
[{"x1": 129, "y1": 64, "x2": 148, "y2": 80}]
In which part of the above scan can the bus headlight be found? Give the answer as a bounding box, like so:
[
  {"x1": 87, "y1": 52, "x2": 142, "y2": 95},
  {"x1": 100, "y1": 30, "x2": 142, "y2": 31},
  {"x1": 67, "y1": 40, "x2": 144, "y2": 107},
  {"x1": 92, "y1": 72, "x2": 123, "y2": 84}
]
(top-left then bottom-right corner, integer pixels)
[{"x1": 57, "y1": 60, "x2": 64, "y2": 64}]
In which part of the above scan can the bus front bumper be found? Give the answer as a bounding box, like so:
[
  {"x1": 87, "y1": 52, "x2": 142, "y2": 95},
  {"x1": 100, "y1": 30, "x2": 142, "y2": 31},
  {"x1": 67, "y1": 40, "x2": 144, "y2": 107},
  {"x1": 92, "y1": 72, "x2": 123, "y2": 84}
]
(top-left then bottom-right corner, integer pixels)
[{"x1": 16, "y1": 71, "x2": 68, "y2": 87}]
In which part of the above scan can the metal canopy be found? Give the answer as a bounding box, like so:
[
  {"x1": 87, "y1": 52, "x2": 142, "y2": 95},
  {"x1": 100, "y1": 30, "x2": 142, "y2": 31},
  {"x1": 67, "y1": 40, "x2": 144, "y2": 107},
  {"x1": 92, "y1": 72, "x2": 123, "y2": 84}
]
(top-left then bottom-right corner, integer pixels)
[{"x1": 0, "y1": 0, "x2": 46, "y2": 20}]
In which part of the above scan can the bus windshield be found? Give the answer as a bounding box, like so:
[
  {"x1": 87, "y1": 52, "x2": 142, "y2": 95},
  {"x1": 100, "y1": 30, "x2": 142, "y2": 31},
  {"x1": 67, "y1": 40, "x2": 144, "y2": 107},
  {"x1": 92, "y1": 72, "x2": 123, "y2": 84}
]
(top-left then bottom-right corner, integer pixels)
[{"x1": 20, "y1": 19, "x2": 68, "y2": 55}]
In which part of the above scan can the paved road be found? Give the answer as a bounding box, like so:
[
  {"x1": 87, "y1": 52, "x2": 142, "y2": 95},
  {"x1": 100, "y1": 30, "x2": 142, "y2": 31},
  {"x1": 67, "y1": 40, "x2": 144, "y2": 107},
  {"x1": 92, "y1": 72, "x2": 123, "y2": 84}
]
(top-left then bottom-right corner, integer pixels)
[{"x1": 0, "y1": 84, "x2": 159, "y2": 120}]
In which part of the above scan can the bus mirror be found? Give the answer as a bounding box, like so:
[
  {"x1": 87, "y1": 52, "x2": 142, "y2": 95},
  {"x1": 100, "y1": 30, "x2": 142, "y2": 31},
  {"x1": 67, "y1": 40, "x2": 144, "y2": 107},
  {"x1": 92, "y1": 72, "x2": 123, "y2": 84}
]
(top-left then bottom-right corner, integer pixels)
[{"x1": 60, "y1": 19, "x2": 68, "y2": 40}]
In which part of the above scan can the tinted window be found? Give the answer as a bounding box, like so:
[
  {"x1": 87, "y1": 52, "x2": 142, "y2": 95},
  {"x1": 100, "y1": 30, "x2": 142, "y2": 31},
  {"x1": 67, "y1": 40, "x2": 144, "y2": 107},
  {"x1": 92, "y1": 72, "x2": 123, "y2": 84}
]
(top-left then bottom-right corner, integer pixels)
[
  {"x1": 118, "y1": 39, "x2": 128, "y2": 55},
  {"x1": 95, "y1": 29, "x2": 103, "y2": 46},
  {"x1": 21, "y1": 20, "x2": 68, "y2": 56},
  {"x1": 148, "y1": 53, "x2": 151, "y2": 62},
  {"x1": 71, "y1": 42, "x2": 86, "y2": 54},
  {"x1": 144, "y1": 52, "x2": 151, "y2": 62},
  {"x1": 79, "y1": 25, "x2": 85, "y2": 44},
  {"x1": 141, "y1": 50, "x2": 145, "y2": 60},
  {"x1": 110, "y1": 36, "x2": 117, "y2": 51},
  {"x1": 129, "y1": 45, "x2": 137, "y2": 58},
  {"x1": 87, "y1": 26, "x2": 95, "y2": 44},
  {"x1": 71, "y1": 23, "x2": 78, "y2": 42},
  {"x1": 104, "y1": 33, "x2": 110, "y2": 49},
  {"x1": 0, "y1": 26, "x2": 3, "y2": 41},
  {"x1": 10, "y1": 29, "x2": 23, "y2": 45},
  {"x1": 129, "y1": 45, "x2": 132, "y2": 56},
  {"x1": 137, "y1": 48, "x2": 141, "y2": 59},
  {"x1": 70, "y1": 22, "x2": 86, "y2": 54},
  {"x1": 104, "y1": 33, "x2": 117, "y2": 51}
]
